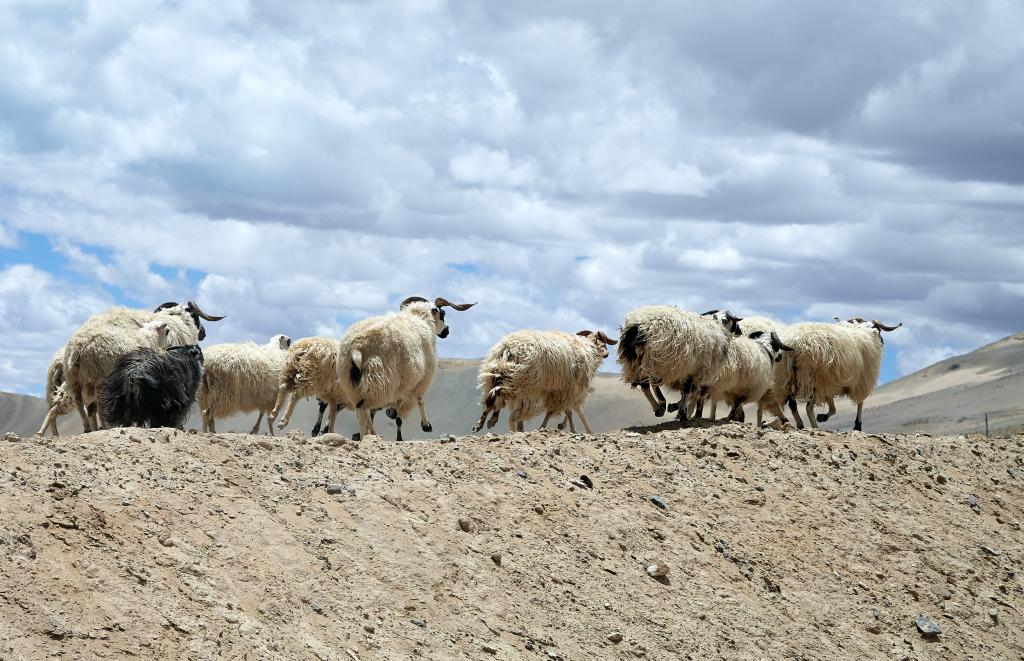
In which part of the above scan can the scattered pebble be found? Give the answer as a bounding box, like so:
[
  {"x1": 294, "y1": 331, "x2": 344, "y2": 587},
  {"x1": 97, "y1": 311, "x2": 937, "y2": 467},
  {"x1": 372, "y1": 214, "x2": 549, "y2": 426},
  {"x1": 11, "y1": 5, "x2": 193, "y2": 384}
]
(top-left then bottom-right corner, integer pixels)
[
  {"x1": 646, "y1": 563, "x2": 669, "y2": 578},
  {"x1": 411, "y1": 618, "x2": 426, "y2": 628},
  {"x1": 458, "y1": 517, "x2": 474, "y2": 532},
  {"x1": 650, "y1": 496, "x2": 668, "y2": 510},
  {"x1": 490, "y1": 553, "x2": 502, "y2": 566},
  {"x1": 607, "y1": 632, "x2": 623, "y2": 643},
  {"x1": 915, "y1": 615, "x2": 941, "y2": 638},
  {"x1": 517, "y1": 469, "x2": 528, "y2": 479}
]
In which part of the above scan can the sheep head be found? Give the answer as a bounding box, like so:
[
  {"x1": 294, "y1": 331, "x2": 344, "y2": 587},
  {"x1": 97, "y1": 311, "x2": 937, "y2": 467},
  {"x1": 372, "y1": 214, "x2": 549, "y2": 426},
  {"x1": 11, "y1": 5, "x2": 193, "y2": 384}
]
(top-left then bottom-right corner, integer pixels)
[
  {"x1": 577, "y1": 329, "x2": 618, "y2": 358},
  {"x1": 400, "y1": 295, "x2": 477, "y2": 339}
]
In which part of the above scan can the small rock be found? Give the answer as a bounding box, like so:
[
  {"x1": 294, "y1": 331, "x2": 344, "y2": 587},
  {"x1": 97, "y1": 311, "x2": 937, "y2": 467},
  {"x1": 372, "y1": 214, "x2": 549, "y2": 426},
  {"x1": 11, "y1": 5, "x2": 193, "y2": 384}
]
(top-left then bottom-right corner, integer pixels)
[
  {"x1": 481, "y1": 643, "x2": 498, "y2": 654},
  {"x1": 159, "y1": 537, "x2": 174, "y2": 548},
  {"x1": 989, "y1": 609, "x2": 998, "y2": 623},
  {"x1": 646, "y1": 563, "x2": 669, "y2": 578},
  {"x1": 915, "y1": 615, "x2": 941, "y2": 637},
  {"x1": 607, "y1": 632, "x2": 623, "y2": 643},
  {"x1": 930, "y1": 584, "x2": 952, "y2": 600},
  {"x1": 982, "y1": 546, "x2": 1001, "y2": 556},
  {"x1": 458, "y1": 517, "x2": 474, "y2": 532},
  {"x1": 964, "y1": 495, "x2": 981, "y2": 514},
  {"x1": 533, "y1": 504, "x2": 545, "y2": 515},
  {"x1": 935, "y1": 474, "x2": 947, "y2": 485},
  {"x1": 490, "y1": 553, "x2": 502, "y2": 566},
  {"x1": 866, "y1": 623, "x2": 882, "y2": 634},
  {"x1": 326, "y1": 483, "x2": 354, "y2": 495},
  {"x1": 4, "y1": 432, "x2": 20, "y2": 442},
  {"x1": 649, "y1": 496, "x2": 668, "y2": 510},
  {"x1": 411, "y1": 618, "x2": 426, "y2": 628},
  {"x1": 517, "y1": 469, "x2": 528, "y2": 479},
  {"x1": 364, "y1": 624, "x2": 375, "y2": 633},
  {"x1": 579, "y1": 474, "x2": 594, "y2": 489},
  {"x1": 625, "y1": 432, "x2": 640, "y2": 437}
]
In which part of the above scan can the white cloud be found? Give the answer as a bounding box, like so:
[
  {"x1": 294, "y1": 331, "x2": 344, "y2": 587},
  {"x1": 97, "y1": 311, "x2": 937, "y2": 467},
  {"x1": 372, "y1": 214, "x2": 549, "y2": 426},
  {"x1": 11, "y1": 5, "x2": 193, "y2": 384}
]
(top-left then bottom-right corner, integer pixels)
[{"x1": 0, "y1": 0, "x2": 1022, "y2": 395}]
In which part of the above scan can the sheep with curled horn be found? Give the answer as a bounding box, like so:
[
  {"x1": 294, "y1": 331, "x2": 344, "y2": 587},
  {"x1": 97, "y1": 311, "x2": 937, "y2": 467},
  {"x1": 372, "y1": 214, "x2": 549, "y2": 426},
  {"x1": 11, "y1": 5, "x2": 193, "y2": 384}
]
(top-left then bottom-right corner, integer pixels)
[
  {"x1": 198, "y1": 334, "x2": 292, "y2": 435},
  {"x1": 337, "y1": 296, "x2": 476, "y2": 442},
  {"x1": 53, "y1": 300, "x2": 224, "y2": 432},
  {"x1": 472, "y1": 328, "x2": 617, "y2": 435},
  {"x1": 617, "y1": 305, "x2": 742, "y2": 422},
  {"x1": 701, "y1": 328, "x2": 794, "y2": 427},
  {"x1": 782, "y1": 317, "x2": 902, "y2": 431}
]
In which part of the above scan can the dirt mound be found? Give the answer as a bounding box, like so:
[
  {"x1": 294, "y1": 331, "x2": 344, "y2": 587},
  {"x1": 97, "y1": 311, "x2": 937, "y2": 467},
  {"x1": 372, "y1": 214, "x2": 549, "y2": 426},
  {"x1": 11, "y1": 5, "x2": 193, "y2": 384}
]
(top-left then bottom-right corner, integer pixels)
[{"x1": 1, "y1": 425, "x2": 1022, "y2": 659}]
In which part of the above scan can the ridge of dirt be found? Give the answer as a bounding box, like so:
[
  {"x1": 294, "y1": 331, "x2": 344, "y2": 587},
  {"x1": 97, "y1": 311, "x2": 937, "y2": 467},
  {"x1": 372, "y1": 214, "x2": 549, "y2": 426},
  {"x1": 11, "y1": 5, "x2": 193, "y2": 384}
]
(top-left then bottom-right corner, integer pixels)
[{"x1": 1, "y1": 425, "x2": 1022, "y2": 660}]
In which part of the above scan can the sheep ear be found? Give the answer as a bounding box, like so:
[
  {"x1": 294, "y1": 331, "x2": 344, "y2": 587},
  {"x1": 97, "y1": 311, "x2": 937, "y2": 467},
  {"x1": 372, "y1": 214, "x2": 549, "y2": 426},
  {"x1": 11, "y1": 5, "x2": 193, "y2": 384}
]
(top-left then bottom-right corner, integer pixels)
[{"x1": 748, "y1": 330, "x2": 764, "y2": 339}]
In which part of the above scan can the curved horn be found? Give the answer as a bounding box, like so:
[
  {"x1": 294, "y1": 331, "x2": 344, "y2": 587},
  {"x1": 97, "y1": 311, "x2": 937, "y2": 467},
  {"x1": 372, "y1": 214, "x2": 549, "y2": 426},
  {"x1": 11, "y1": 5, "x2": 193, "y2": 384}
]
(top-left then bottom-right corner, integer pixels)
[
  {"x1": 153, "y1": 301, "x2": 179, "y2": 312},
  {"x1": 597, "y1": 330, "x2": 618, "y2": 346},
  {"x1": 771, "y1": 330, "x2": 795, "y2": 352},
  {"x1": 187, "y1": 301, "x2": 225, "y2": 321},
  {"x1": 576, "y1": 330, "x2": 594, "y2": 337},
  {"x1": 400, "y1": 296, "x2": 429, "y2": 309},
  {"x1": 434, "y1": 297, "x2": 476, "y2": 311},
  {"x1": 700, "y1": 309, "x2": 719, "y2": 316},
  {"x1": 872, "y1": 320, "x2": 902, "y2": 332}
]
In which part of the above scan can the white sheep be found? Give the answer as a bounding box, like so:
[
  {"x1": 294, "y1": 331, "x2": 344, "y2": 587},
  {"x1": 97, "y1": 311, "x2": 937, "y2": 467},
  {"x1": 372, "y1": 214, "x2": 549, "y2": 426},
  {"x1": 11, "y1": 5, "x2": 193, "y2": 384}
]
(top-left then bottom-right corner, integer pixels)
[
  {"x1": 268, "y1": 336, "x2": 348, "y2": 434},
  {"x1": 55, "y1": 301, "x2": 223, "y2": 432},
  {"x1": 471, "y1": 329, "x2": 617, "y2": 434},
  {"x1": 785, "y1": 318, "x2": 901, "y2": 431},
  {"x1": 38, "y1": 319, "x2": 170, "y2": 436},
  {"x1": 617, "y1": 305, "x2": 742, "y2": 421},
  {"x1": 704, "y1": 329, "x2": 794, "y2": 426},
  {"x1": 336, "y1": 296, "x2": 475, "y2": 442},
  {"x1": 198, "y1": 334, "x2": 292, "y2": 435}
]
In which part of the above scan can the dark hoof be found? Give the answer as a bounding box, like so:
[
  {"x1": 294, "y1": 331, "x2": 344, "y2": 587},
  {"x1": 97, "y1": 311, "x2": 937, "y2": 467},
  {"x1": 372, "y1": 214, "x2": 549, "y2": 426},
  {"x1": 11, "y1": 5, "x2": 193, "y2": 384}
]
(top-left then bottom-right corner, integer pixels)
[
  {"x1": 395, "y1": 430, "x2": 403, "y2": 442},
  {"x1": 385, "y1": 407, "x2": 398, "y2": 420},
  {"x1": 816, "y1": 413, "x2": 830, "y2": 423},
  {"x1": 486, "y1": 417, "x2": 498, "y2": 429},
  {"x1": 352, "y1": 433, "x2": 361, "y2": 442},
  {"x1": 557, "y1": 422, "x2": 565, "y2": 430},
  {"x1": 664, "y1": 403, "x2": 676, "y2": 414},
  {"x1": 471, "y1": 423, "x2": 482, "y2": 433},
  {"x1": 421, "y1": 421, "x2": 432, "y2": 432},
  {"x1": 854, "y1": 422, "x2": 862, "y2": 432},
  {"x1": 796, "y1": 422, "x2": 805, "y2": 430},
  {"x1": 311, "y1": 426, "x2": 321, "y2": 437}
]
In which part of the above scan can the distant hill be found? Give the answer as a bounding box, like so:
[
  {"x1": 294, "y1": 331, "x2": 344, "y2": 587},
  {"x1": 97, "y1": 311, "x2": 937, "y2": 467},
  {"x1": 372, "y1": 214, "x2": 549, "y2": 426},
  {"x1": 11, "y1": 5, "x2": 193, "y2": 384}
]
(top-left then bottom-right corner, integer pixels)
[{"x1": 4, "y1": 336, "x2": 1023, "y2": 437}]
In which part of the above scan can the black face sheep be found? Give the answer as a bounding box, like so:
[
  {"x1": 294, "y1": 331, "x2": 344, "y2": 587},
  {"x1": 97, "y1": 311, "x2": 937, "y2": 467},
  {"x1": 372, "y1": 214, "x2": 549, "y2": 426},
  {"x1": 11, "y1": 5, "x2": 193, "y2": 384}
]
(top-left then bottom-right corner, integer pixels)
[{"x1": 99, "y1": 345, "x2": 205, "y2": 429}]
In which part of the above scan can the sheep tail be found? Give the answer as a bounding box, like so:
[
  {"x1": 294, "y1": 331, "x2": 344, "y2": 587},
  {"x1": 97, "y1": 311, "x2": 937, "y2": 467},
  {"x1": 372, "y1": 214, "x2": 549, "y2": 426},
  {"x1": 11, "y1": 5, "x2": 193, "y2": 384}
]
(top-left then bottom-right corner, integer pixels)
[{"x1": 349, "y1": 349, "x2": 363, "y2": 385}]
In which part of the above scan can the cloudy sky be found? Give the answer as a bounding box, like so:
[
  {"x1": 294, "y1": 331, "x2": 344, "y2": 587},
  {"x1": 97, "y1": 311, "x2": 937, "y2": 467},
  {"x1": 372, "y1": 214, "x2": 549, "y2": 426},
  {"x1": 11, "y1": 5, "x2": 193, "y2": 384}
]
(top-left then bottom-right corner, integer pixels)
[{"x1": 2, "y1": 0, "x2": 1023, "y2": 395}]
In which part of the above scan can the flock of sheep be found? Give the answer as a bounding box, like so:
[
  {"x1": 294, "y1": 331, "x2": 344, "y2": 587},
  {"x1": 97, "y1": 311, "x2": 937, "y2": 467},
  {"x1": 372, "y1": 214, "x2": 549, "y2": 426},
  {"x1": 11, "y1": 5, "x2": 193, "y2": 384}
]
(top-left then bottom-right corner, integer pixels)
[{"x1": 37, "y1": 296, "x2": 901, "y2": 440}]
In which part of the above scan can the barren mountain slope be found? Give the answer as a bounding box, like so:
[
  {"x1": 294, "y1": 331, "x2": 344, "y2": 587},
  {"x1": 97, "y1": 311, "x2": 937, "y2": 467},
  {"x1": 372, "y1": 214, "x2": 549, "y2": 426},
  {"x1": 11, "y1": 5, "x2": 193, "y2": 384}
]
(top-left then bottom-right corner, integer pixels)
[{"x1": 1, "y1": 424, "x2": 1021, "y2": 660}]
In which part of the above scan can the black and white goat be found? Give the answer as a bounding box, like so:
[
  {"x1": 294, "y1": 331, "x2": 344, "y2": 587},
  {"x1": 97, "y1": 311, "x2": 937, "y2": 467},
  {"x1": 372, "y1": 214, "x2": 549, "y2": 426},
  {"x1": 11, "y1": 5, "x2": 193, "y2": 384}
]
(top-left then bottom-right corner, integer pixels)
[{"x1": 99, "y1": 345, "x2": 205, "y2": 429}]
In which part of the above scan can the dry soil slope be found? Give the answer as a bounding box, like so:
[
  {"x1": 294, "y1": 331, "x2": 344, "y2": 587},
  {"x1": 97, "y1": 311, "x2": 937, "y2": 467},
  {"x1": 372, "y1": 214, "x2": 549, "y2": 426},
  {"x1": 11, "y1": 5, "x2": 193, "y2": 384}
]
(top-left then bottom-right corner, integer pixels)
[
  {"x1": 829, "y1": 332, "x2": 1024, "y2": 435},
  {"x1": 1, "y1": 424, "x2": 1022, "y2": 659}
]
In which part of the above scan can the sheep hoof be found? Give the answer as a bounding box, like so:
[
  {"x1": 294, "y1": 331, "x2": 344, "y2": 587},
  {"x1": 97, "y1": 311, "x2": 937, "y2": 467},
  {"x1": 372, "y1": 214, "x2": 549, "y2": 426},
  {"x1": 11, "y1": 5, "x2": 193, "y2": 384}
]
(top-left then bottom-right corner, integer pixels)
[
  {"x1": 352, "y1": 432, "x2": 361, "y2": 442},
  {"x1": 385, "y1": 407, "x2": 398, "y2": 420},
  {"x1": 557, "y1": 422, "x2": 565, "y2": 430},
  {"x1": 421, "y1": 422, "x2": 432, "y2": 432},
  {"x1": 816, "y1": 413, "x2": 830, "y2": 423},
  {"x1": 854, "y1": 421, "x2": 862, "y2": 432},
  {"x1": 655, "y1": 404, "x2": 667, "y2": 417}
]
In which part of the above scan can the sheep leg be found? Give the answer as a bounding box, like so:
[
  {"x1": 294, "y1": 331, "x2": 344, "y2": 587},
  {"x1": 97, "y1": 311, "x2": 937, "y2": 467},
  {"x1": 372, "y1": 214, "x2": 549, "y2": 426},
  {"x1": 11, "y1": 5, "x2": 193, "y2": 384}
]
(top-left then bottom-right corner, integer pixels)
[
  {"x1": 728, "y1": 396, "x2": 747, "y2": 422},
  {"x1": 638, "y1": 383, "x2": 666, "y2": 417},
  {"x1": 674, "y1": 381, "x2": 694, "y2": 421},
  {"x1": 756, "y1": 404, "x2": 764, "y2": 428},
  {"x1": 394, "y1": 414, "x2": 404, "y2": 442},
  {"x1": 787, "y1": 397, "x2": 805, "y2": 429},
  {"x1": 816, "y1": 397, "x2": 837, "y2": 423},
  {"x1": 853, "y1": 402, "x2": 864, "y2": 432},
  {"x1": 248, "y1": 412, "x2": 262, "y2": 435},
  {"x1": 71, "y1": 383, "x2": 92, "y2": 432},
  {"x1": 208, "y1": 414, "x2": 217, "y2": 434},
  {"x1": 416, "y1": 398, "x2": 432, "y2": 432},
  {"x1": 265, "y1": 410, "x2": 275, "y2": 436},
  {"x1": 276, "y1": 392, "x2": 301, "y2": 429},
  {"x1": 563, "y1": 411, "x2": 577, "y2": 434},
  {"x1": 806, "y1": 401, "x2": 819, "y2": 429},
  {"x1": 709, "y1": 399, "x2": 718, "y2": 420},
  {"x1": 269, "y1": 386, "x2": 293, "y2": 429},
  {"x1": 771, "y1": 402, "x2": 789, "y2": 424},
  {"x1": 693, "y1": 387, "x2": 708, "y2": 418},
  {"x1": 327, "y1": 401, "x2": 340, "y2": 434},
  {"x1": 37, "y1": 406, "x2": 59, "y2": 437},
  {"x1": 652, "y1": 386, "x2": 668, "y2": 415},
  {"x1": 574, "y1": 408, "x2": 593, "y2": 435},
  {"x1": 472, "y1": 407, "x2": 492, "y2": 433},
  {"x1": 540, "y1": 411, "x2": 554, "y2": 429},
  {"x1": 355, "y1": 407, "x2": 371, "y2": 442},
  {"x1": 311, "y1": 399, "x2": 328, "y2": 436}
]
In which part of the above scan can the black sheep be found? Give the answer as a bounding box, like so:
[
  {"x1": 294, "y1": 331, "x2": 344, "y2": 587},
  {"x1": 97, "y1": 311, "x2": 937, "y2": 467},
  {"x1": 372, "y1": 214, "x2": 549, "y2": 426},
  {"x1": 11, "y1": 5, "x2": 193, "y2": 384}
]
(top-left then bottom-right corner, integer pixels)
[{"x1": 99, "y1": 345, "x2": 204, "y2": 429}]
